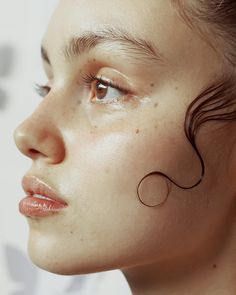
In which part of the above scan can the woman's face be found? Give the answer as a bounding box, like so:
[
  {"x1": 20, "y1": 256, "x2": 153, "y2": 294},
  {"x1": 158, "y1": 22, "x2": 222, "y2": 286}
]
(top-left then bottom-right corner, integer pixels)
[{"x1": 14, "y1": 0, "x2": 236, "y2": 275}]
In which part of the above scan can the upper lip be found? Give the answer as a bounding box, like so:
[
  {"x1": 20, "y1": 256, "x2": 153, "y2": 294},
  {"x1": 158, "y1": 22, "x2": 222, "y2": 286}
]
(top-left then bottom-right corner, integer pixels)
[{"x1": 22, "y1": 175, "x2": 67, "y2": 205}]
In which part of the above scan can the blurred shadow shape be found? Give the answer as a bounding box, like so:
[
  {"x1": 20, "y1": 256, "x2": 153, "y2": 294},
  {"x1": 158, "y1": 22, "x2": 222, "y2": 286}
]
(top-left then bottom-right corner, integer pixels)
[
  {"x1": 0, "y1": 88, "x2": 8, "y2": 110},
  {"x1": 66, "y1": 275, "x2": 88, "y2": 293},
  {"x1": 4, "y1": 244, "x2": 38, "y2": 295},
  {"x1": 0, "y1": 45, "x2": 14, "y2": 77}
]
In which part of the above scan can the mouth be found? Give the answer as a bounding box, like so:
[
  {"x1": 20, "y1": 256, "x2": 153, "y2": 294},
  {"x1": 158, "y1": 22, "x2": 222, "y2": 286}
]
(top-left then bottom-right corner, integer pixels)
[{"x1": 19, "y1": 176, "x2": 68, "y2": 217}]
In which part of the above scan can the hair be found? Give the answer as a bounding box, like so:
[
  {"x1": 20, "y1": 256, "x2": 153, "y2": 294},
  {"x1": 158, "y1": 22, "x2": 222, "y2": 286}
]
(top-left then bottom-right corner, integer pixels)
[
  {"x1": 175, "y1": 0, "x2": 236, "y2": 65},
  {"x1": 176, "y1": 0, "x2": 236, "y2": 190},
  {"x1": 139, "y1": 1, "x2": 236, "y2": 203}
]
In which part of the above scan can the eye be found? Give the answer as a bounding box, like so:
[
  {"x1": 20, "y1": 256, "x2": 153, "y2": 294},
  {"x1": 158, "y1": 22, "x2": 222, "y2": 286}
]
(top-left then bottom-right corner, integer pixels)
[
  {"x1": 82, "y1": 72, "x2": 130, "y2": 104},
  {"x1": 93, "y1": 80, "x2": 126, "y2": 103},
  {"x1": 35, "y1": 84, "x2": 51, "y2": 98}
]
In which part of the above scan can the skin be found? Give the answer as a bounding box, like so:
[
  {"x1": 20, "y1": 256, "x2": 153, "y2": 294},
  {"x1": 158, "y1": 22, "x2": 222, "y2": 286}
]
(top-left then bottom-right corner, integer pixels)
[{"x1": 14, "y1": 0, "x2": 236, "y2": 294}]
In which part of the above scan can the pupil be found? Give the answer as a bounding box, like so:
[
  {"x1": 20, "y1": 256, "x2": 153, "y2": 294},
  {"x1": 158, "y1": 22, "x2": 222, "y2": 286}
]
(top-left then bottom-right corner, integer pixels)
[{"x1": 96, "y1": 83, "x2": 108, "y2": 100}]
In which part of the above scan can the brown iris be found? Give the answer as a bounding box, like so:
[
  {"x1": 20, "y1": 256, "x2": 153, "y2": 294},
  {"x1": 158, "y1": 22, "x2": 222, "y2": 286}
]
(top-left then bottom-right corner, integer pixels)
[{"x1": 95, "y1": 82, "x2": 108, "y2": 100}]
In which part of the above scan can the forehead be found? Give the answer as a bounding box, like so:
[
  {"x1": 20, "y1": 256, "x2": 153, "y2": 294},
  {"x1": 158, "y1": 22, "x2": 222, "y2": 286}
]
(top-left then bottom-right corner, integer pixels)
[
  {"x1": 42, "y1": 0, "x2": 221, "y2": 84},
  {"x1": 46, "y1": 0, "x2": 170, "y2": 34},
  {"x1": 43, "y1": 0, "x2": 193, "y2": 59}
]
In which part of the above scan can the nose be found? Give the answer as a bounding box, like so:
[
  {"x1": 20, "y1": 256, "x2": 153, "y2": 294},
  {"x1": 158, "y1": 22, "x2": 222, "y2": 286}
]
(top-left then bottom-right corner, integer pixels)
[{"x1": 14, "y1": 110, "x2": 65, "y2": 164}]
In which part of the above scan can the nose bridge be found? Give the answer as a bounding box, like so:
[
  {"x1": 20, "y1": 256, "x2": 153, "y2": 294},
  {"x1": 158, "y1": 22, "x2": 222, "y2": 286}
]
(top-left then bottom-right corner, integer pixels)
[{"x1": 14, "y1": 99, "x2": 66, "y2": 164}]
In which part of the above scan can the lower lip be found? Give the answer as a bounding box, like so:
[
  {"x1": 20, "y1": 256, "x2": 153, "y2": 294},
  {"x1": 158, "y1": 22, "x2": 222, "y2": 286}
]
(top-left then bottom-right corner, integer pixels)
[{"x1": 19, "y1": 196, "x2": 67, "y2": 217}]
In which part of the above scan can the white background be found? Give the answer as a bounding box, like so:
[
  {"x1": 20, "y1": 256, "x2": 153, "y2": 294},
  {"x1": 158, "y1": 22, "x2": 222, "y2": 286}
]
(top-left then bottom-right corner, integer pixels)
[{"x1": 0, "y1": 1, "x2": 131, "y2": 294}]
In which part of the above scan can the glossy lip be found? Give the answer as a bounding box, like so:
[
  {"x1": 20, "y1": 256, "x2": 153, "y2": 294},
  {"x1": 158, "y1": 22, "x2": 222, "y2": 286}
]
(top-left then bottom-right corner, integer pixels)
[
  {"x1": 19, "y1": 175, "x2": 68, "y2": 217},
  {"x1": 22, "y1": 175, "x2": 67, "y2": 204}
]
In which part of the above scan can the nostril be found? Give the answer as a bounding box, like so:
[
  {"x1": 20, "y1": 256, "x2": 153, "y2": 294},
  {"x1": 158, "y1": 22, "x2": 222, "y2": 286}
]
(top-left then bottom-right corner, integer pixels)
[
  {"x1": 29, "y1": 148, "x2": 39, "y2": 154},
  {"x1": 28, "y1": 148, "x2": 43, "y2": 158}
]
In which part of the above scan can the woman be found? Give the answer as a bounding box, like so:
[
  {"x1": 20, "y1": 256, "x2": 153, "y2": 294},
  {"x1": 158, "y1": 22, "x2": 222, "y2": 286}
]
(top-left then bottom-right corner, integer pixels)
[{"x1": 14, "y1": 0, "x2": 236, "y2": 294}]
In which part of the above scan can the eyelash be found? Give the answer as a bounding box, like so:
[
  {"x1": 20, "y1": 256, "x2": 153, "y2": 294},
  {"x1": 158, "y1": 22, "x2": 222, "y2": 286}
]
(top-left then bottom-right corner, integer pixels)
[
  {"x1": 81, "y1": 72, "x2": 128, "y2": 95},
  {"x1": 35, "y1": 83, "x2": 51, "y2": 97},
  {"x1": 35, "y1": 73, "x2": 129, "y2": 101}
]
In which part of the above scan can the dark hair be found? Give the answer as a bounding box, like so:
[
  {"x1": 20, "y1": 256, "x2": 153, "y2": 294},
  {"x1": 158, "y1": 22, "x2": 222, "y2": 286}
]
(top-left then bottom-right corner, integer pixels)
[
  {"x1": 175, "y1": 1, "x2": 236, "y2": 190},
  {"x1": 176, "y1": 1, "x2": 236, "y2": 65},
  {"x1": 139, "y1": 1, "x2": 236, "y2": 202}
]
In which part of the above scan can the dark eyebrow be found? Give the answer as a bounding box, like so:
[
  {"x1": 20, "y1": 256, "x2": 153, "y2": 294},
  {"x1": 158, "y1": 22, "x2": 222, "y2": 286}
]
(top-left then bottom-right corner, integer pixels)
[
  {"x1": 63, "y1": 27, "x2": 163, "y2": 65},
  {"x1": 41, "y1": 46, "x2": 51, "y2": 65}
]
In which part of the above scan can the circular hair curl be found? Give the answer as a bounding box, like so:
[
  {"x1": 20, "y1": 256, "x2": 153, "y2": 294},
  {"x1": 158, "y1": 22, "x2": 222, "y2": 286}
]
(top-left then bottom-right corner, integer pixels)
[
  {"x1": 138, "y1": 76, "x2": 236, "y2": 209},
  {"x1": 138, "y1": 1, "x2": 236, "y2": 207},
  {"x1": 147, "y1": 0, "x2": 236, "y2": 188}
]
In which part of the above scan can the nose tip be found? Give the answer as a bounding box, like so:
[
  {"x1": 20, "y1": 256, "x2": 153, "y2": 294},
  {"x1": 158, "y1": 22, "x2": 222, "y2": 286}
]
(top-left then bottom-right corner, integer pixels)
[
  {"x1": 14, "y1": 118, "x2": 66, "y2": 164},
  {"x1": 14, "y1": 124, "x2": 40, "y2": 160},
  {"x1": 14, "y1": 125, "x2": 29, "y2": 157}
]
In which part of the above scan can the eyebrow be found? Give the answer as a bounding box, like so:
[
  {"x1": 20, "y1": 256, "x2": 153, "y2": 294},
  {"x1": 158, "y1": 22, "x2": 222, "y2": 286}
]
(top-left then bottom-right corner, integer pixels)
[{"x1": 41, "y1": 27, "x2": 164, "y2": 66}]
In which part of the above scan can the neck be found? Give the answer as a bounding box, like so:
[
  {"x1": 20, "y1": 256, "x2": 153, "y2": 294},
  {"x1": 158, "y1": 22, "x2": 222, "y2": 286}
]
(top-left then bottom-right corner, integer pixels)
[{"x1": 122, "y1": 224, "x2": 236, "y2": 295}]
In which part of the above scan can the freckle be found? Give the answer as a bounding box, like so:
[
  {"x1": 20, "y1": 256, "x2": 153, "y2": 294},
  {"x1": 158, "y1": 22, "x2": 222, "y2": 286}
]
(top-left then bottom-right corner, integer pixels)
[
  {"x1": 93, "y1": 58, "x2": 96, "y2": 62},
  {"x1": 154, "y1": 103, "x2": 158, "y2": 108},
  {"x1": 150, "y1": 83, "x2": 155, "y2": 88},
  {"x1": 135, "y1": 129, "x2": 140, "y2": 134},
  {"x1": 70, "y1": 231, "x2": 74, "y2": 235},
  {"x1": 105, "y1": 168, "x2": 110, "y2": 174},
  {"x1": 77, "y1": 100, "x2": 81, "y2": 105},
  {"x1": 175, "y1": 86, "x2": 178, "y2": 90},
  {"x1": 213, "y1": 264, "x2": 217, "y2": 269},
  {"x1": 154, "y1": 125, "x2": 158, "y2": 129}
]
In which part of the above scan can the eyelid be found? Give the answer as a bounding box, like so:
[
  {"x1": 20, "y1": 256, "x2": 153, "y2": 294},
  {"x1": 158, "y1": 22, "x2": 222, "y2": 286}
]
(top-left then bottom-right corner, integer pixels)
[
  {"x1": 81, "y1": 69, "x2": 134, "y2": 95},
  {"x1": 95, "y1": 76, "x2": 129, "y2": 94}
]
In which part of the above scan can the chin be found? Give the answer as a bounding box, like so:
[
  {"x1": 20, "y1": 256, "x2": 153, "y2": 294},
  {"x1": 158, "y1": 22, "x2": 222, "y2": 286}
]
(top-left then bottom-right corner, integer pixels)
[
  {"x1": 28, "y1": 247, "x2": 104, "y2": 275},
  {"x1": 27, "y1": 234, "x2": 117, "y2": 276}
]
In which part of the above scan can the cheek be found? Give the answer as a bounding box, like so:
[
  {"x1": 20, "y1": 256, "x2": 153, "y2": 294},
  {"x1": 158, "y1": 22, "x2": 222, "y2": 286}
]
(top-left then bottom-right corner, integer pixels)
[
  {"x1": 63, "y1": 120, "x2": 203, "y2": 235},
  {"x1": 64, "y1": 109, "x2": 203, "y2": 210}
]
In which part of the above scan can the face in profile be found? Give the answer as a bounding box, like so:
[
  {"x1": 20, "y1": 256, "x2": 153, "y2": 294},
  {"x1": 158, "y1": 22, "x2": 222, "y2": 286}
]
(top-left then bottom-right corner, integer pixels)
[{"x1": 14, "y1": 0, "x2": 236, "y2": 277}]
